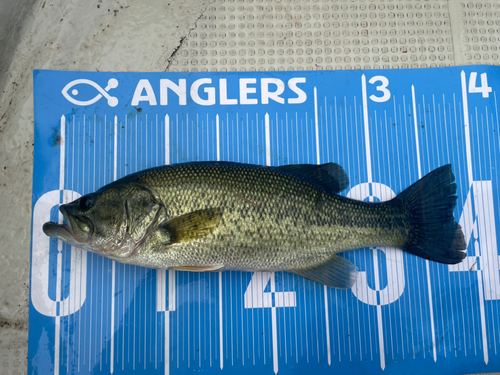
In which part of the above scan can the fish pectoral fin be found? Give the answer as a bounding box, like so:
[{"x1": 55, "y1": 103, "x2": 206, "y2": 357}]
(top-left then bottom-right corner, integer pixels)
[
  {"x1": 160, "y1": 208, "x2": 222, "y2": 244},
  {"x1": 173, "y1": 265, "x2": 223, "y2": 272},
  {"x1": 289, "y1": 255, "x2": 359, "y2": 289},
  {"x1": 278, "y1": 163, "x2": 349, "y2": 194}
]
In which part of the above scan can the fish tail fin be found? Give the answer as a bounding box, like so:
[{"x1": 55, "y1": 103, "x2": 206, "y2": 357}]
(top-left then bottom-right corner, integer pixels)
[{"x1": 394, "y1": 164, "x2": 466, "y2": 264}]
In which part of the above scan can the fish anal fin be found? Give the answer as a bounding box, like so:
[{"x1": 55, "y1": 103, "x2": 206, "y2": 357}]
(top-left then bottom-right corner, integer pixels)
[
  {"x1": 278, "y1": 163, "x2": 349, "y2": 194},
  {"x1": 174, "y1": 265, "x2": 223, "y2": 272},
  {"x1": 289, "y1": 255, "x2": 358, "y2": 289},
  {"x1": 161, "y1": 208, "x2": 222, "y2": 244}
]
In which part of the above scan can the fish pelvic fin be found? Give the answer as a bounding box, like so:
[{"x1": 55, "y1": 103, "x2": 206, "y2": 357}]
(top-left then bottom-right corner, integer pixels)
[
  {"x1": 160, "y1": 208, "x2": 222, "y2": 244},
  {"x1": 289, "y1": 255, "x2": 359, "y2": 289},
  {"x1": 395, "y1": 164, "x2": 466, "y2": 264}
]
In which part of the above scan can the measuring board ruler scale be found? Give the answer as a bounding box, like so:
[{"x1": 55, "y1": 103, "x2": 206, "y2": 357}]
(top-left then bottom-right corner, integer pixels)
[{"x1": 30, "y1": 66, "x2": 500, "y2": 375}]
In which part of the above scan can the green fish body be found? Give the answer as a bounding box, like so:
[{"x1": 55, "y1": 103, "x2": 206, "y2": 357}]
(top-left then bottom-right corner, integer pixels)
[{"x1": 43, "y1": 162, "x2": 466, "y2": 289}]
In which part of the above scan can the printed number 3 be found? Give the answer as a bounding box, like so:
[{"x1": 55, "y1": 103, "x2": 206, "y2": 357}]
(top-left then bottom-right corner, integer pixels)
[{"x1": 369, "y1": 76, "x2": 391, "y2": 103}]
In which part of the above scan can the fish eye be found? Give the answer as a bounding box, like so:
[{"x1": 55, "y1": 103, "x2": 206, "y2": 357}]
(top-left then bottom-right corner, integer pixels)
[{"x1": 79, "y1": 196, "x2": 93, "y2": 211}]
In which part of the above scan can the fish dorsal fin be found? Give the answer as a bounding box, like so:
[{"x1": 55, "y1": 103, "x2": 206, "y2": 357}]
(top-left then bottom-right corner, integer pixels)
[
  {"x1": 278, "y1": 163, "x2": 349, "y2": 193},
  {"x1": 160, "y1": 208, "x2": 222, "y2": 244},
  {"x1": 289, "y1": 255, "x2": 358, "y2": 289}
]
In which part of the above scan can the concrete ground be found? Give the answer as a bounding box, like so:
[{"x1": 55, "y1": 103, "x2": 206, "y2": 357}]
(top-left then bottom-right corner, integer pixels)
[{"x1": 0, "y1": 0, "x2": 499, "y2": 374}]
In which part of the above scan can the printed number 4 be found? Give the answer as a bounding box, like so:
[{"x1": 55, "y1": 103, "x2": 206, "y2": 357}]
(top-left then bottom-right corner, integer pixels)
[
  {"x1": 244, "y1": 272, "x2": 296, "y2": 309},
  {"x1": 369, "y1": 76, "x2": 391, "y2": 103},
  {"x1": 468, "y1": 72, "x2": 492, "y2": 98}
]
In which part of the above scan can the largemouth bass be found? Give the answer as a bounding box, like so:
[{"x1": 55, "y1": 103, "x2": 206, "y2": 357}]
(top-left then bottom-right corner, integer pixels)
[{"x1": 43, "y1": 162, "x2": 466, "y2": 289}]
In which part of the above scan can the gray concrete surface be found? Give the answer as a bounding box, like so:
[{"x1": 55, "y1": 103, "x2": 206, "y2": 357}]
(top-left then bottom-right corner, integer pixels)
[
  {"x1": 0, "y1": 0, "x2": 499, "y2": 374},
  {"x1": 0, "y1": 0, "x2": 207, "y2": 373}
]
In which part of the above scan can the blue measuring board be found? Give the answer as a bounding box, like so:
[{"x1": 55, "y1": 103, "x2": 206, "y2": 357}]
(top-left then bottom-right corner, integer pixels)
[{"x1": 30, "y1": 66, "x2": 500, "y2": 375}]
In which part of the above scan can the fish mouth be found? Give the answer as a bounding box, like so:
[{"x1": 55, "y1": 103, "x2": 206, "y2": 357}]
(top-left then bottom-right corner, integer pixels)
[{"x1": 43, "y1": 206, "x2": 94, "y2": 244}]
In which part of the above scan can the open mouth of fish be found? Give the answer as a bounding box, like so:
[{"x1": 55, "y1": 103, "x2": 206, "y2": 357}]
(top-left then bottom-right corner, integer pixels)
[{"x1": 42, "y1": 206, "x2": 93, "y2": 244}]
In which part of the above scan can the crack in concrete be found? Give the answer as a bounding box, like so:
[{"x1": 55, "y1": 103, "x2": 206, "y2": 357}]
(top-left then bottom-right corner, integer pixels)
[
  {"x1": 165, "y1": 3, "x2": 209, "y2": 71},
  {"x1": 165, "y1": 36, "x2": 187, "y2": 71}
]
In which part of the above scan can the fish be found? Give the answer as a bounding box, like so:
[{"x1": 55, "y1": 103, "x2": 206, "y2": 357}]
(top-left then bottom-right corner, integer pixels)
[{"x1": 43, "y1": 162, "x2": 466, "y2": 289}]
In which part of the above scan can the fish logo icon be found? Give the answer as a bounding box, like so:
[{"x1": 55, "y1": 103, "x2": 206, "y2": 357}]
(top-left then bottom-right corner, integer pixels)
[{"x1": 62, "y1": 78, "x2": 119, "y2": 107}]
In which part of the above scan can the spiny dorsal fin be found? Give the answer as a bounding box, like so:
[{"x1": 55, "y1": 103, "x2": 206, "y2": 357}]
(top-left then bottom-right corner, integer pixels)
[
  {"x1": 289, "y1": 255, "x2": 359, "y2": 289},
  {"x1": 160, "y1": 208, "x2": 222, "y2": 244},
  {"x1": 278, "y1": 163, "x2": 349, "y2": 193}
]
